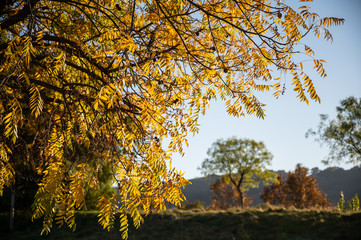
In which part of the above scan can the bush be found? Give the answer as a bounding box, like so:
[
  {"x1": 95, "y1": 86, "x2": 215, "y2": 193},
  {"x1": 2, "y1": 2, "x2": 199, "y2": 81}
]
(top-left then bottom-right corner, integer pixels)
[
  {"x1": 347, "y1": 194, "x2": 360, "y2": 211},
  {"x1": 337, "y1": 191, "x2": 345, "y2": 211},
  {"x1": 338, "y1": 192, "x2": 359, "y2": 212}
]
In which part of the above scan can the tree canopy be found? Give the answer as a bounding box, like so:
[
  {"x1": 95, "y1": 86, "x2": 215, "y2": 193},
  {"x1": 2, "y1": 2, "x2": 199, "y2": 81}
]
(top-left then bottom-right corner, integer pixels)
[
  {"x1": 261, "y1": 164, "x2": 331, "y2": 209},
  {"x1": 307, "y1": 96, "x2": 361, "y2": 165},
  {"x1": 199, "y1": 137, "x2": 277, "y2": 208},
  {"x1": 0, "y1": 0, "x2": 343, "y2": 238}
]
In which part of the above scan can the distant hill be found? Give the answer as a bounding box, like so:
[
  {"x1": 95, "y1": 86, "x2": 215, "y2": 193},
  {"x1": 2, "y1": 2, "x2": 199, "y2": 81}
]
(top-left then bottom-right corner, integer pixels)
[
  {"x1": 182, "y1": 166, "x2": 361, "y2": 206},
  {"x1": 313, "y1": 166, "x2": 361, "y2": 205}
]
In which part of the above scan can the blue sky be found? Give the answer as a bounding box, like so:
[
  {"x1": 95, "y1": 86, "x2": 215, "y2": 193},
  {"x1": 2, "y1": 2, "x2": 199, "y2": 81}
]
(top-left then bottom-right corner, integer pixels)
[{"x1": 171, "y1": 0, "x2": 361, "y2": 179}]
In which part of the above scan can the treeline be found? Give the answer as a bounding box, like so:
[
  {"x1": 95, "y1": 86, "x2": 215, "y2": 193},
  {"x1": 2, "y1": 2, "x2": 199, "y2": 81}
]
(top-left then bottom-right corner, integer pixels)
[{"x1": 182, "y1": 166, "x2": 361, "y2": 207}]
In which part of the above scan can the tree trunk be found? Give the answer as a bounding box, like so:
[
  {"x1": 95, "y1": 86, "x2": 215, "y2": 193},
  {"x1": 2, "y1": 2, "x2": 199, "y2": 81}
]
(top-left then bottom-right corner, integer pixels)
[
  {"x1": 238, "y1": 188, "x2": 244, "y2": 209},
  {"x1": 9, "y1": 189, "x2": 15, "y2": 231},
  {"x1": 228, "y1": 173, "x2": 245, "y2": 209}
]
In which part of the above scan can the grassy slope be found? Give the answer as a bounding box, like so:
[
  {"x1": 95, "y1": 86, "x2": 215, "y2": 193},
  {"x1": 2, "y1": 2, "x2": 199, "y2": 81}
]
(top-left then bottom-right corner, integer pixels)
[{"x1": 1, "y1": 208, "x2": 361, "y2": 240}]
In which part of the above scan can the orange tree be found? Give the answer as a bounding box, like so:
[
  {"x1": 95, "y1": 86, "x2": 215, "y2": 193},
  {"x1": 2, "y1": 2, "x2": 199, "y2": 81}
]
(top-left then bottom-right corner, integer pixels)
[
  {"x1": 261, "y1": 164, "x2": 331, "y2": 209},
  {"x1": 0, "y1": 0, "x2": 342, "y2": 238},
  {"x1": 210, "y1": 176, "x2": 253, "y2": 209}
]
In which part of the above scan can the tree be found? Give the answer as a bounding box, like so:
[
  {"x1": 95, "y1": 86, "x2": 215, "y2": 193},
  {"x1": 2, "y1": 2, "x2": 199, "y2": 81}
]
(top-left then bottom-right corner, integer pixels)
[
  {"x1": 210, "y1": 176, "x2": 253, "y2": 209},
  {"x1": 307, "y1": 97, "x2": 361, "y2": 165},
  {"x1": 261, "y1": 164, "x2": 331, "y2": 209},
  {"x1": 199, "y1": 137, "x2": 276, "y2": 208},
  {"x1": 0, "y1": 0, "x2": 343, "y2": 238}
]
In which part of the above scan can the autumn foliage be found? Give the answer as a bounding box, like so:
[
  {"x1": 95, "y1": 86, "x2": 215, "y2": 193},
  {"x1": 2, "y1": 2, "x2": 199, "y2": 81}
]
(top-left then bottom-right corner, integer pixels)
[
  {"x1": 261, "y1": 164, "x2": 331, "y2": 209},
  {"x1": 210, "y1": 176, "x2": 253, "y2": 209},
  {"x1": 0, "y1": 0, "x2": 342, "y2": 237}
]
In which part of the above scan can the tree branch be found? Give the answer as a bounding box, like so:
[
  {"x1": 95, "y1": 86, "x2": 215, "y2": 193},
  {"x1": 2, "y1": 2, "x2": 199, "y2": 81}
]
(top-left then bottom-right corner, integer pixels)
[{"x1": 0, "y1": 0, "x2": 40, "y2": 30}]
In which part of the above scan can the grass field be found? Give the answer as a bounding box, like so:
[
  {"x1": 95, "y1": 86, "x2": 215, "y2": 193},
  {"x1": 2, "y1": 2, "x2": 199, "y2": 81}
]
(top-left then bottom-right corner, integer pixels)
[{"x1": 1, "y1": 207, "x2": 360, "y2": 240}]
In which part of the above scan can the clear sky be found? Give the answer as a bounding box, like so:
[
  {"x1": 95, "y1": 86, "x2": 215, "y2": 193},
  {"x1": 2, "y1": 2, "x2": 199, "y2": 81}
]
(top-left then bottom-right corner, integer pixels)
[{"x1": 171, "y1": 0, "x2": 361, "y2": 180}]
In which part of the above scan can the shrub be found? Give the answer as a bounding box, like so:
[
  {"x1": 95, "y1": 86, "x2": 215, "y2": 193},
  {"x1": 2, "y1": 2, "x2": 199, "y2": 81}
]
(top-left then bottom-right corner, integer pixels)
[
  {"x1": 337, "y1": 191, "x2": 345, "y2": 211},
  {"x1": 347, "y1": 194, "x2": 360, "y2": 211}
]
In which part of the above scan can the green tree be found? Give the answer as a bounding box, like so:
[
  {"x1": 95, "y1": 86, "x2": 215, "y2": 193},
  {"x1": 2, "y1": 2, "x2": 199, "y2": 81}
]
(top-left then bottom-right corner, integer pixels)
[
  {"x1": 0, "y1": 0, "x2": 343, "y2": 237},
  {"x1": 199, "y1": 137, "x2": 276, "y2": 209},
  {"x1": 307, "y1": 97, "x2": 361, "y2": 165},
  {"x1": 261, "y1": 164, "x2": 331, "y2": 209}
]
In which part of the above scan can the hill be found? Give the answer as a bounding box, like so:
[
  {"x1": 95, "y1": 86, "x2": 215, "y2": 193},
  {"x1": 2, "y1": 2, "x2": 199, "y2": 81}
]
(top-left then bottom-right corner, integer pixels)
[{"x1": 183, "y1": 166, "x2": 361, "y2": 206}]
